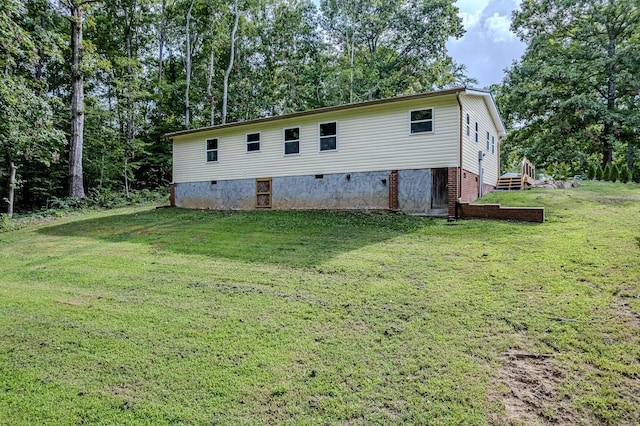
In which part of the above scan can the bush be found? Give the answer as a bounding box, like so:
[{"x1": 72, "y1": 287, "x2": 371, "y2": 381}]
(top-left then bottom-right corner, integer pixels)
[
  {"x1": 633, "y1": 163, "x2": 640, "y2": 183},
  {"x1": 619, "y1": 165, "x2": 631, "y2": 183},
  {"x1": 0, "y1": 214, "x2": 12, "y2": 232},
  {"x1": 610, "y1": 164, "x2": 619, "y2": 182},
  {"x1": 546, "y1": 161, "x2": 570, "y2": 181},
  {"x1": 595, "y1": 165, "x2": 603, "y2": 180},
  {"x1": 587, "y1": 163, "x2": 597, "y2": 180},
  {"x1": 603, "y1": 163, "x2": 612, "y2": 181}
]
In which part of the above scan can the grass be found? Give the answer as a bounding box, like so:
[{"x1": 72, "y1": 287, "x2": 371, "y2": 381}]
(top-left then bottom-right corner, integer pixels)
[{"x1": 0, "y1": 181, "x2": 638, "y2": 425}]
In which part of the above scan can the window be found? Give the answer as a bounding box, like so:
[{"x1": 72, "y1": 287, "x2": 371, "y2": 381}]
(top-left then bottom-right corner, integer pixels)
[
  {"x1": 246, "y1": 132, "x2": 260, "y2": 152},
  {"x1": 475, "y1": 122, "x2": 478, "y2": 143},
  {"x1": 491, "y1": 136, "x2": 495, "y2": 154},
  {"x1": 410, "y1": 109, "x2": 433, "y2": 134},
  {"x1": 206, "y1": 138, "x2": 218, "y2": 162},
  {"x1": 319, "y1": 122, "x2": 337, "y2": 151},
  {"x1": 466, "y1": 113, "x2": 470, "y2": 137},
  {"x1": 486, "y1": 132, "x2": 490, "y2": 150},
  {"x1": 284, "y1": 127, "x2": 300, "y2": 155}
]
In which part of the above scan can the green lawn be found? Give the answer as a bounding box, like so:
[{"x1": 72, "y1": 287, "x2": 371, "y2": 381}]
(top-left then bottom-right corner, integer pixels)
[{"x1": 1, "y1": 181, "x2": 639, "y2": 425}]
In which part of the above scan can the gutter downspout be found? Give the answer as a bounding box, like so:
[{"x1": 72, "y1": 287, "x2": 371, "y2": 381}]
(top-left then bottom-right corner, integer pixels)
[{"x1": 455, "y1": 92, "x2": 464, "y2": 219}]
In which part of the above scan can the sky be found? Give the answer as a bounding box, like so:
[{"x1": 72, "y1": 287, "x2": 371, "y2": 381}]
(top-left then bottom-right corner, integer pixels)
[{"x1": 446, "y1": 0, "x2": 526, "y2": 88}]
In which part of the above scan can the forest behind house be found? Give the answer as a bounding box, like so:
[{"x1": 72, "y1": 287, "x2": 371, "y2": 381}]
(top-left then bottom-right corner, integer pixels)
[{"x1": 1, "y1": 0, "x2": 639, "y2": 216}]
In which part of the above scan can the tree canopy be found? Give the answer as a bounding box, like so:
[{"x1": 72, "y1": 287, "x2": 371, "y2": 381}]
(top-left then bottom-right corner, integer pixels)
[
  {"x1": 498, "y1": 0, "x2": 640, "y2": 172},
  {"x1": 1, "y1": 0, "x2": 469, "y2": 214}
]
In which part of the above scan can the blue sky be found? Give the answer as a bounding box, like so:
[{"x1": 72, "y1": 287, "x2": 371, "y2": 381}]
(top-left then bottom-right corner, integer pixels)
[{"x1": 446, "y1": 0, "x2": 526, "y2": 88}]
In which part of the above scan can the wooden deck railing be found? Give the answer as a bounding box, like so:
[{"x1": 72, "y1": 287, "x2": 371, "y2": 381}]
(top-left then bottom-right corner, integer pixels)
[{"x1": 520, "y1": 157, "x2": 536, "y2": 187}]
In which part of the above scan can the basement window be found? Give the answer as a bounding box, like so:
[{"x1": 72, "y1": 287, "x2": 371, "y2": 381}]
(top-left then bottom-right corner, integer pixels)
[
  {"x1": 410, "y1": 108, "x2": 433, "y2": 134},
  {"x1": 206, "y1": 138, "x2": 218, "y2": 162},
  {"x1": 284, "y1": 127, "x2": 300, "y2": 155},
  {"x1": 246, "y1": 132, "x2": 260, "y2": 152},
  {"x1": 319, "y1": 122, "x2": 337, "y2": 151}
]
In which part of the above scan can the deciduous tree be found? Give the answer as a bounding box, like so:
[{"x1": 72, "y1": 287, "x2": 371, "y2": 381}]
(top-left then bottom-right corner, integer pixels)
[{"x1": 499, "y1": 0, "x2": 640, "y2": 170}]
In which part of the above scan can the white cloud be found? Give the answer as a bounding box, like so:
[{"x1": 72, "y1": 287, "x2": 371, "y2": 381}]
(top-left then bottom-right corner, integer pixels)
[
  {"x1": 484, "y1": 13, "x2": 516, "y2": 42},
  {"x1": 459, "y1": 11, "x2": 481, "y2": 31},
  {"x1": 447, "y1": 0, "x2": 526, "y2": 87}
]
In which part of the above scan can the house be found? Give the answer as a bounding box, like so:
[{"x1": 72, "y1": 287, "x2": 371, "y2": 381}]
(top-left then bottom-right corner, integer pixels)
[{"x1": 165, "y1": 87, "x2": 506, "y2": 219}]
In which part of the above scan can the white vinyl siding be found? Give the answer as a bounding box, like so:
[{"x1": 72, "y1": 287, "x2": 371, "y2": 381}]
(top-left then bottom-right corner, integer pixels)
[
  {"x1": 460, "y1": 94, "x2": 500, "y2": 186},
  {"x1": 172, "y1": 95, "x2": 460, "y2": 183}
]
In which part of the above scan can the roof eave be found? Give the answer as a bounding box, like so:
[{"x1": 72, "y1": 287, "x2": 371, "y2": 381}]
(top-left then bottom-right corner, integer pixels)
[
  {"x1": 164, "y1": 87, "x2": 468, "y2": 140},
  {"x1": 463, "y1": 89, "x2": 507, "y2": 137}
]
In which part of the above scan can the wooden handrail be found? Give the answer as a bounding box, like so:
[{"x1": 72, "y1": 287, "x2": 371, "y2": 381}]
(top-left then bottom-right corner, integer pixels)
[{"x1": 520, "y1": 157, "x2": 536, "y2": 187}]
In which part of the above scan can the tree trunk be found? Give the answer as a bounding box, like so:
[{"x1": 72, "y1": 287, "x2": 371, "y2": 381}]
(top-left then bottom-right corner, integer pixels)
[
  {"x1": 185, "y1": 0, "x2": 195, "y2": 129},
  {"x1": 222, "y1": 0, "x2": 239, "y2": 125},
  {"x1": 602, "y1": 27, "x2": 616, "y2": 168},
  {"x1": 207, "y1": 27, "x2": 216, "y2": 127},
  {"x1": 158, "y1": 0, "x2": 167, "y2": 87},
  {"x1": 8, "y1": 161, "x2": 16, "y2": 218},
  {"x1": 69, "y1": 1, "x2": 86, "y2": 198},
  {"x1": 124, "y1": 3, "x2": 135, "y2": 198}
]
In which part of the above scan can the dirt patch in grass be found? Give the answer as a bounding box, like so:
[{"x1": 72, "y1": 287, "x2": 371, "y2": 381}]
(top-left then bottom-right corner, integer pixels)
[
  {"x1": 613, "y1": 286, "x2": 640, "y2": 329},
  {"x1": 489, "y1": 351, "x2": 580, "y2": 425}
]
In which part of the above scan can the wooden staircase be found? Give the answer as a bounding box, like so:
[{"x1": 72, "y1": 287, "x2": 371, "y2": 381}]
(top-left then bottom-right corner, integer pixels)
[
  {"x1": 496, "y1": 176, "x2": 523, "y2": 190},
  {"x1": 496, "y1": 158, "x2": 536, "y2": 191}
]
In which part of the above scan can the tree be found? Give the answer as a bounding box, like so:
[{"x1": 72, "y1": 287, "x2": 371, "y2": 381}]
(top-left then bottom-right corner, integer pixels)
[
  {"x1": 222, "y1": 0, "x2": 239, "y2": 124},
  {"x1": 499, "y1": 0, "x2": 640, "y2": 170},
  {"x1": 0, "y1": 0, "x2": 66, "y2": 217},
  {"x1": 320, "y1": 0, "x2": 465, "y2": 104},
  {"x1": 60, "y1": 0, "x2": 103, "y2": 198}
]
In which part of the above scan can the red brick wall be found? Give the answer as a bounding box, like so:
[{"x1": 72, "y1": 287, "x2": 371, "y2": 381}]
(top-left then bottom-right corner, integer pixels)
[
  {"x1": 460, "y1": 169, "x2": 495, "y2": 204},
  {"x1": 458, "y1": 203, "x2": 544, "y2": 223},
  {"x1": 447, "y1": 167, "x2": 459, "y2": 219},
  {"x1": 169, "y1": 183, "x2": 176, "y2": 207}
]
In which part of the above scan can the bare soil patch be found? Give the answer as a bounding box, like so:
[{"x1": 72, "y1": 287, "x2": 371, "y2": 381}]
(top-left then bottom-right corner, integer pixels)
[{"x1": 489, "y1": 350, "x2": 580, "y2": 425}]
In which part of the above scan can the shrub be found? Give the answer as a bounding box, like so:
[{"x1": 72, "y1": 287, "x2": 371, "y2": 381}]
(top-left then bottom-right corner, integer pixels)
[
  {"x1": 587, "y1": 163, "x2": 597, "y2": 180},
  {"x1": 595, "y1": 165, "x2": 603, "y2": 180},
  {"x1": 610, "y1": 164, "x2": 619, "y2": 182},
  {"x1": 0, "y1": 214, "x2": 12, "y2": 232},
  {"x1": 603, "y1": 163, "x2": 612, "y2": 181},
  {"x1": 619, "y1": 165, "x2": 631, "y2": 183},
  {"x1": 633, "y1": 163, "x2": 640, "y2": 183},
  {"x1": 546, "y1": 162, "x2": 570, "y2": 181}
]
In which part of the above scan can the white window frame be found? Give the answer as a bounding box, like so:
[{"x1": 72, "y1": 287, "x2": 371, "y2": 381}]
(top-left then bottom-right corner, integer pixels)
[
  {"x1": 409, "y1": 108, "x2": 434, "y2": 135},
  {"x1": 246, "y1": 132, "x2": 261, "y2": 153},
  {"x1": 283, "y1": 126, "x2": 301, "y2": 156},
  {"x1": 206, "y1": 138, "x2": 218, "y2": 163},
  {"x1": 318, "y1": 121, "x2": 338, "y2": 152},
  {"x1": 466, "y1": 113, "x2": 470, "y2": 137}
]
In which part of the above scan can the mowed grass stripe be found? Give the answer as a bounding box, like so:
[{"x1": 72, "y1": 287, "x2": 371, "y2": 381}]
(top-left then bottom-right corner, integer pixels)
[{"x1": 0, "y1": 181, "x2": 639, "y2": 425}]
